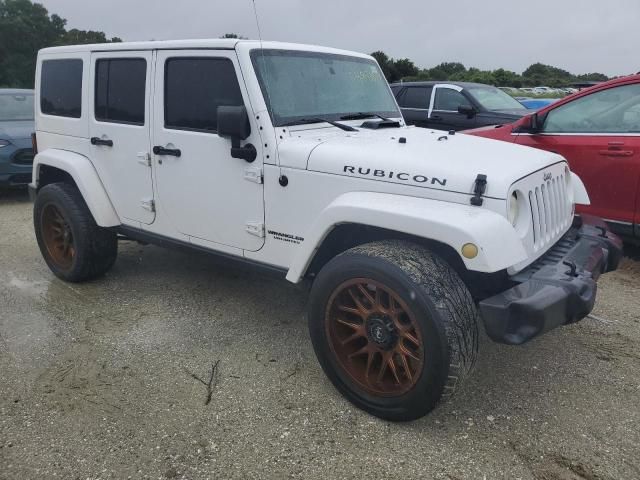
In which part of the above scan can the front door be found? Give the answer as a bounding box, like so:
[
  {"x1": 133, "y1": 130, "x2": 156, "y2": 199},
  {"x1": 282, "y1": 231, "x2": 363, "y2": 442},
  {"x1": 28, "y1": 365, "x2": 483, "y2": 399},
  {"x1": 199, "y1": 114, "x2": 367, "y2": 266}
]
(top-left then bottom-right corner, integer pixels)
[
  {"x1": 152, "y1": 50, "x2": 265, "y2": 251},
  {"x1": 89, "y1": 51, "x2": 155, "y2": 224},
  {"x1": 516, "y1": 82, "x2": 640, "y2": 228},
  {"x1": 428, "y1": 84, "x2": 476, "y2": 131}
]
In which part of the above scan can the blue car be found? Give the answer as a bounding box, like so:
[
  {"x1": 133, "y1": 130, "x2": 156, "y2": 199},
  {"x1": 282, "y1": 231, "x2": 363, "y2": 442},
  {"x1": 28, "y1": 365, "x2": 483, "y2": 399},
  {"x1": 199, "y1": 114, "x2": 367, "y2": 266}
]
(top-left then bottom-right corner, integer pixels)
[
  {"x1": 0, "y1": 89, "x2": 35, "y2": 187},
  {"x1": 516, "y1": 97, "x2": 558, "y2": 110}
]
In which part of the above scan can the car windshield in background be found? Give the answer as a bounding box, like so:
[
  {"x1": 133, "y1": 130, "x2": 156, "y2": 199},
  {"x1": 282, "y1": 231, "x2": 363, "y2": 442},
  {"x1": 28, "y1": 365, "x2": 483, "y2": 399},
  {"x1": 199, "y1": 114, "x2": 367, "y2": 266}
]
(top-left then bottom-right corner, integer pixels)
[
  {"x1": 0, "y1": 93, "x2": 34, "y2": 121},
  {"x1": 467, "y1": 86, "x2": 526, "y2": 111},
  {"x1": 251, "y1": 49, "x2": 399, "y2": 127}
]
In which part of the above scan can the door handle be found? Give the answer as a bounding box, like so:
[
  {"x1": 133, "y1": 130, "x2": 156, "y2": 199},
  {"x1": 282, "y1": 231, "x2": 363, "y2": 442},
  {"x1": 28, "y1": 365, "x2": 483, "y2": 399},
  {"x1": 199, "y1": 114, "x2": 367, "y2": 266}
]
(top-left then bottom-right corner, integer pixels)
[
  {"x1": 598, "y1": 149, "x2": 634, "y2": 157},
  {"x1": 431, "y1": 115, "x2": 443, "y2": 121},
  {"x1": 153, "y1": 146, "x2": 181, "y2": 157},
  {"x1": 90, "y1": 137, "x2": 113, "y2": 147}
]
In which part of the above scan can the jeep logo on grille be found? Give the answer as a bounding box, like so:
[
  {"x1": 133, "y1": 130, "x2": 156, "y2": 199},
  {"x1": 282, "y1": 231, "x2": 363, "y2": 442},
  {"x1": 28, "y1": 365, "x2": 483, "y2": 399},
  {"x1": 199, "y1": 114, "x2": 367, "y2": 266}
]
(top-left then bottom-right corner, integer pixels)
[{"x1": 543, "y1": 172, "x2": 553, "y2": 181}]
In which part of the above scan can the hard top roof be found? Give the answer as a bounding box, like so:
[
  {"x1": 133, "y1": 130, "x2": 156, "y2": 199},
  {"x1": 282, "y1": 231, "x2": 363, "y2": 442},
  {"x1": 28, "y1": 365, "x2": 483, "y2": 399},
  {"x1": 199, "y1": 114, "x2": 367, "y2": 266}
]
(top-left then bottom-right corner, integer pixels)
[{"x1": 38, "y1": 39, "x2": 371, "y2": 60}]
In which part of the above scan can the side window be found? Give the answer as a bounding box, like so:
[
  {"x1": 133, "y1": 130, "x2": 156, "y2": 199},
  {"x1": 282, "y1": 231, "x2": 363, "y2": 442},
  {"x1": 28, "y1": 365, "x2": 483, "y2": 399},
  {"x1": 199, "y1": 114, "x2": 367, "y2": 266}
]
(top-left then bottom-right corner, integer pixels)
[
  {"x1": 433, "y1": 88, "x2": 467, "y2": 111},
  {"x1": 95, "y1": 58, "x2": 146, "y2": 125},
  {"x1": 543, "y1": 83, "x2": 640, "y2": 134},
  {"x1": 40, "y1": 59, "x2": 83, "y2": 118},
  {"x1": 164, "y1": 57, "x2": 243, "y2": 133},
  {"x1": 399, "y1": 87, "x2": 431, "y2": 109}
]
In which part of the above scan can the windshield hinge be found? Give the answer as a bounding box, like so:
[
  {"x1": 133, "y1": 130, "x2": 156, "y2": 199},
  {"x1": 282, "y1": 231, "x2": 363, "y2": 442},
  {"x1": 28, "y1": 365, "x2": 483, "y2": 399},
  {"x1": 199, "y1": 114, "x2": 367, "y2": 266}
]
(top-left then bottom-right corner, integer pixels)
[
  {"x1": 470, "y1": 174, "x2": 487, "y2": 206},
  {"x1": 246, "y1": 221, "x2": 265, "y2": 238},
  {"x1": 243, "y1": 166, "x2": 263, "y2": 184}
]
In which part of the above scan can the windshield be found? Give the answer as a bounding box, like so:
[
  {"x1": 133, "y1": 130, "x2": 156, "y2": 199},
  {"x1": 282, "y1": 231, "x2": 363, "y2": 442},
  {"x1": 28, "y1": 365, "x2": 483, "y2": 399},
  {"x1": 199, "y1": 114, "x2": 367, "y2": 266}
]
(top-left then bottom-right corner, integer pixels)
[
  {"x1": 467, "y1": 86, "x2": 525, "y2": 111},
  {"x1": 251, "y1": 49, "x2": 399, "y2": 127},
  {"x1": 0, "y1": 92, "x2": 34, "y2": 121}
]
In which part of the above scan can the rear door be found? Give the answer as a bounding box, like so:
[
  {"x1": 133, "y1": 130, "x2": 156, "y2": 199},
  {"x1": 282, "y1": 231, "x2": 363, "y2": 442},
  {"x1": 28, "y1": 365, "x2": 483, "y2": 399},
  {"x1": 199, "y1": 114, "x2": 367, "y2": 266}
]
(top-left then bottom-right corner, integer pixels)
[
  {"x1": 516, "y1": 82, "x2": 640, "y2": 230},
  {"x1": 396, "y1": 86, "x2": 432, "y2": 127},
  {"x1": 89, "y1": 51, "x2": 155, "y2": 225}
]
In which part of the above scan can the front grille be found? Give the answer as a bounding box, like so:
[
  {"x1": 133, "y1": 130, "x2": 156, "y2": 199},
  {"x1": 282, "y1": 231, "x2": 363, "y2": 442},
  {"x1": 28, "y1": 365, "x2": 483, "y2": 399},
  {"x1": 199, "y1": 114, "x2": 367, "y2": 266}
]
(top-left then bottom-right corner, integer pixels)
[
  {"x1": 527, "y1": 172, "x2": 572, "y2": 251},
  {"x1": 11, "y1": 148, "x2": 34, "y2": 165}
]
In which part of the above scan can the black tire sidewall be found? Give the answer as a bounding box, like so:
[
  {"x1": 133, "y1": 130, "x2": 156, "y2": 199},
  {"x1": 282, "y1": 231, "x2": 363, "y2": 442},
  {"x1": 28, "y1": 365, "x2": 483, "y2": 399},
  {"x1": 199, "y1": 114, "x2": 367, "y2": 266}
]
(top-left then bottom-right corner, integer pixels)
[
  {"x1": 34, "y1": 184, "x2": 97, "y2": 281},
  {"x1": 309, "y1": 252, "x2": 451, "y2": 421}
]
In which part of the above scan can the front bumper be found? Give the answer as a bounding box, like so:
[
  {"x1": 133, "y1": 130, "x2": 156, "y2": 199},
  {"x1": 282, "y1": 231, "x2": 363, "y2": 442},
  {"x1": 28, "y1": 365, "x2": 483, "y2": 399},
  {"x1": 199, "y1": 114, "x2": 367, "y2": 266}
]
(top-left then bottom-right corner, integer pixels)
[{"x1": 479, "y1": 215, "x2": 623, "y2": 345}]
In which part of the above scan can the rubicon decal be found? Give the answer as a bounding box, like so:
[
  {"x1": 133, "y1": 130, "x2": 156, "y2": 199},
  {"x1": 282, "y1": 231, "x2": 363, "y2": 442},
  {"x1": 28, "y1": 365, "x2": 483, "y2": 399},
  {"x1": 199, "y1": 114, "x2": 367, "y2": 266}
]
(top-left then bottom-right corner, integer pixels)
[{"x1": 343, "y1": 166, "x2": 447, "y2": 186}]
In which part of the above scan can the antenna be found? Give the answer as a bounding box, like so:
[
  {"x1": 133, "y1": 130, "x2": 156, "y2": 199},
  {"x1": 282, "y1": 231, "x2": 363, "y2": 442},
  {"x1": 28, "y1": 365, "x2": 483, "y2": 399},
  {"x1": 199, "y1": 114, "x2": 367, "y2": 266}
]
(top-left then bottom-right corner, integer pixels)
[
  {"x1": 251, "y1": 0, "x2": 264, "y2": 47},
  {"x1": 251, "y1": 0, "x2": 283, "y2": 177}
]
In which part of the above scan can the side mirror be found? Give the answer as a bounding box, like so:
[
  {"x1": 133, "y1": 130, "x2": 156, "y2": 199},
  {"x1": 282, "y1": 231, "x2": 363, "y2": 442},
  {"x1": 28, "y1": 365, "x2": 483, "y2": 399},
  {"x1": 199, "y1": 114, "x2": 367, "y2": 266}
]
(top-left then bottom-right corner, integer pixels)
[
  {"x1": 458, "y1": 104, "x2": 477, "y2": 117},
  {"x1": 217, "y1": 105, "x2": 251, "y2": 141},
  {"x1": 217, "y1": 105, "x2": 256, "y2": 163},
  {"x1": 515, "y1": 113, "x2": 541, "y2": 134}
]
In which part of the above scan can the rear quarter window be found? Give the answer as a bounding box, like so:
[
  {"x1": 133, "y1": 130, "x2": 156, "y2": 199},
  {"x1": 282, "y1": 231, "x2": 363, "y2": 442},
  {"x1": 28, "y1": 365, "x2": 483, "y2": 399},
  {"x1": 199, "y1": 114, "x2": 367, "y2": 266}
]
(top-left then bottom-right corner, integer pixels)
[{"x1": 40, "y1": 59, "x2": 83, "y2": 118}]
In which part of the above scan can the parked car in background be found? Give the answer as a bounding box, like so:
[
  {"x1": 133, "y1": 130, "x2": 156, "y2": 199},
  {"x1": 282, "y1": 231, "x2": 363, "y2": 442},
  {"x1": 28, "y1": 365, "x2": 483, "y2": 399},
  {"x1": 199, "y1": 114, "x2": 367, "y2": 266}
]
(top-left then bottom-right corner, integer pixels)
[
  {"x1": 467, "y1": 74, "x2": 640, "y2": 239},
  {"x1": 517, "y1": 97, "x2": 559, "y2": 110},
  {"x1": 391, "y1": 81, "x2": 529, "y2": 131},
  {"x1": 0, "y1": 89, "x2": 35, "y2": 187}
]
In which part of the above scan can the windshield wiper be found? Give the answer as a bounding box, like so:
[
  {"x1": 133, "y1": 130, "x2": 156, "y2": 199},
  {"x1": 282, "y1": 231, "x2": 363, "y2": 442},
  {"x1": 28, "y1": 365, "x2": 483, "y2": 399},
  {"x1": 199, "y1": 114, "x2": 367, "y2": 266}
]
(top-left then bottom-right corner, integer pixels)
[
  {"x1": 340, "y1": 112, "x2": 393, "y2": 121},
  {"x1": 280, "y1": 117, "x2": 357, "y2": 131},
  {"x1": 341, "y1": 112, "x2": 401, "y2": 129}
]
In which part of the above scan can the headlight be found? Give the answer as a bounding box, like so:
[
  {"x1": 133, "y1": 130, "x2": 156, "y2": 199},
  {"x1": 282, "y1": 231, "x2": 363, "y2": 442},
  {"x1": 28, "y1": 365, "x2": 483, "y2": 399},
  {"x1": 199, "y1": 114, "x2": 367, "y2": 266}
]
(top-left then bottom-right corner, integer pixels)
[
  {"x1": 508, "y1": 191, "x2": 519, "y2": 226},
  {"x1": 0, "y1": 140, "x2": 10, "y2": 148}
]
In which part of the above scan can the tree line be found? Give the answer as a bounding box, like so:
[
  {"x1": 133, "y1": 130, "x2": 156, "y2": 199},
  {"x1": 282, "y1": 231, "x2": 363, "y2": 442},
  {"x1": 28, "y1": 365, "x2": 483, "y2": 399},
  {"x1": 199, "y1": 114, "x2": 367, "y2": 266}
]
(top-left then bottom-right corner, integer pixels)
[
  {"x1": 0, "y1": 0, "x2": 121, "y2": 88},
  {"x1": 371, "y1": 51, "x2": 610, "y2": 87},
  {"x1": 0, "y1": 0, "x2": 615, "y2": 90}
]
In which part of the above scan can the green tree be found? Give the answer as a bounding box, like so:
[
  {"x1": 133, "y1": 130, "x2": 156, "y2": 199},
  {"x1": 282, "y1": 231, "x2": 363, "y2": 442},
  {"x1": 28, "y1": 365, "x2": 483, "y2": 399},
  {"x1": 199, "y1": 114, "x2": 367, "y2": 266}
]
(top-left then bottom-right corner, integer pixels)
[
  {"x1": 392, "y1": 58, "x2": 418, "y2": 80},
  {"x1": 58, "y1": 28, "x2": 122, "y2": 45},
  {"x1": 492, "y1": 68, "x2": 522, "y2": 87},
  {"x1": 522, "y1": 62, "x2": 573, "y2": 87},
  {"x1": 370, "y1": 51, "x2": 397, "y2": 82},
  {"x1": 0, "y1": 0, "x2": 65, "y2": 87},
  {"x1": 576, "y1": 72, "x2": 609, "y2": 82},
  {"x1": 0, "y1": 0, "x2": 119, "y2": 88}
]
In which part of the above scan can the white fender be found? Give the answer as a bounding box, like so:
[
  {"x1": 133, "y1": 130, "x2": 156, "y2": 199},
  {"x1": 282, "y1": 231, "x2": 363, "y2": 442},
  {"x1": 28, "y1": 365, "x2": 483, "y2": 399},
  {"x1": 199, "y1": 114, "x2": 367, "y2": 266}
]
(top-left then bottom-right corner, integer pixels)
[
  {"x1": 286, "y1": 192, "x2": 528, "y2": 283},
  {"x1": 570, "y1": 172, "x2": 590, "y2": 206},
  {"x1": 33, "y1": 149, "x2": 120, "y2": 227}
]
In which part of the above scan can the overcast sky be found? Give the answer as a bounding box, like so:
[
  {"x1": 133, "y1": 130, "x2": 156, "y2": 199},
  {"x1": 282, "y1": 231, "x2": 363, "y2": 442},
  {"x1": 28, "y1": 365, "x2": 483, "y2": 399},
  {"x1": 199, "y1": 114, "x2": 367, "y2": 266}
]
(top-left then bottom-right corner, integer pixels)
[{"x1": 38, "y1": 0, "x2": 638, "y2": 76}]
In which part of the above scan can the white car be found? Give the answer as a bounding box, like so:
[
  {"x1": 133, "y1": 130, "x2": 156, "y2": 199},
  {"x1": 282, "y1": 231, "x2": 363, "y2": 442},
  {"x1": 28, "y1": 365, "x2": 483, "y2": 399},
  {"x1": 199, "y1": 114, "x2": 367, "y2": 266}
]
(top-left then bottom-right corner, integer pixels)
[{"x1": 30, "y1": 39, "x2": 622, "y2": 421}]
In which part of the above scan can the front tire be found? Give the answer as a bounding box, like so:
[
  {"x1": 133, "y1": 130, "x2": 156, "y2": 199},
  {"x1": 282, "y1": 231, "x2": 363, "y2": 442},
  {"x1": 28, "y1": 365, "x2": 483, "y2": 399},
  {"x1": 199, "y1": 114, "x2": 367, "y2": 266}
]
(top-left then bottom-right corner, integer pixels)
[
  {"x1": 308, "y1": 240, "x2": 479, "y2": 421},
  {"x1": 34, "y1": 182, "x2": 118, "y2": 282}
]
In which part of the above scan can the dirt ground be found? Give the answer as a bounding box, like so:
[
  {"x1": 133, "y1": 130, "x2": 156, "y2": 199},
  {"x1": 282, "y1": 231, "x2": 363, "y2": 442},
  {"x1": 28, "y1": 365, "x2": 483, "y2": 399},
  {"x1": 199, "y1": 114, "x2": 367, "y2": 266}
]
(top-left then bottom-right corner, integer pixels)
[{"x1": 1, "y1": 187, "x2": 639, "y2": 480}]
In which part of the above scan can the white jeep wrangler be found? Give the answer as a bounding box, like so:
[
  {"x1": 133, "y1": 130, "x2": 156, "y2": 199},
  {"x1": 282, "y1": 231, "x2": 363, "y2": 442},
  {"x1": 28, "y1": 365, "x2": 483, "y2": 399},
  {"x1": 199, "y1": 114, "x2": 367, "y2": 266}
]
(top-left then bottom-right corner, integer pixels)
[{"x1": 31, "y1": 40, "x2": 622, "y2": 421}]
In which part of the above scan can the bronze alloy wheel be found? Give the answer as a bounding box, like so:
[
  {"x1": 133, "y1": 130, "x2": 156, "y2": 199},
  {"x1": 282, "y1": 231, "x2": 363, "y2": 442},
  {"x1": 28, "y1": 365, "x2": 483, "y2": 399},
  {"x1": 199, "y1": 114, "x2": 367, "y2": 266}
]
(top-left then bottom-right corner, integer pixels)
[
  {"x1": 325, "y1": 278, "x2": 424, "y2": 396},
  {"x1": 41, "y1": 203, "x2": 75, "y2": 271}
]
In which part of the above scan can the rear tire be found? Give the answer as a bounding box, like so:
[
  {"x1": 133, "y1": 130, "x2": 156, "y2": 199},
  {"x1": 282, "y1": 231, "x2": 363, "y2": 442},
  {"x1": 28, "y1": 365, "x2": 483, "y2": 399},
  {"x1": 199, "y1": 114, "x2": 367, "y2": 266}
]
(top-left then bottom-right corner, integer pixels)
[
  {"x1": 34, "y1": 182, "x2": 117, "y2": 282},
  {"x1": 308, "y1": 240, "x2": 479, "y2": 421}
]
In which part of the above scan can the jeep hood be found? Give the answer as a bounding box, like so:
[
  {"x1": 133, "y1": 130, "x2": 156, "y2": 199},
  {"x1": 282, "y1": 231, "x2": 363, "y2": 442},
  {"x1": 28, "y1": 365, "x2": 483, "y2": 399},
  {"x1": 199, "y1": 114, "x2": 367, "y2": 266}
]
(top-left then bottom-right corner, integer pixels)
[{"x1": 300, "y1": 126, "x2": 565, "y2": 199}]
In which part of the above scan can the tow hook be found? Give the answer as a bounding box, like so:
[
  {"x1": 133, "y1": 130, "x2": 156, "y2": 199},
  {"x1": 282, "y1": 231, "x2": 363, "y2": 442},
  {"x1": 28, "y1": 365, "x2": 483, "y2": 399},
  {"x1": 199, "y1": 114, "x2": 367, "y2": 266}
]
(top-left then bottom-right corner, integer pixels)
[{"x1": 563, "y1": 260, "x2": 579, "y2": 277}]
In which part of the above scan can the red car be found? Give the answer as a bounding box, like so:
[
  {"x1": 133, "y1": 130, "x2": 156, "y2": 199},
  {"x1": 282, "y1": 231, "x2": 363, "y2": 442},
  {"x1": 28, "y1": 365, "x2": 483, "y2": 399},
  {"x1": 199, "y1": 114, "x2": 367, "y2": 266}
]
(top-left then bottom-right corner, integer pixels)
[{"x1": 467, "y1": 75, "x2": 640, "y2": 240}]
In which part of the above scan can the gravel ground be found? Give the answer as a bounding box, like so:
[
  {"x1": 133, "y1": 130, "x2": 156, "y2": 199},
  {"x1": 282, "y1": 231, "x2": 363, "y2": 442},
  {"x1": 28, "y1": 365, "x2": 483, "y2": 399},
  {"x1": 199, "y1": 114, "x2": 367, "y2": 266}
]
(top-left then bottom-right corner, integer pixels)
[{"x1": 1, "y1": 188, "x2": 639, "y2": 480}]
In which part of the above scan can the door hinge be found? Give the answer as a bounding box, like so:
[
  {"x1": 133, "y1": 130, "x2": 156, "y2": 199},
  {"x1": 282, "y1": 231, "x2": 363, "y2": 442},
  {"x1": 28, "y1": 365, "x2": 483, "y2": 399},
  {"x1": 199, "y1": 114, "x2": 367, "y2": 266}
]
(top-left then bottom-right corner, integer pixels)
[
  {"x1": 245, "y1": 221, "x2": 265, "y2": 238},
  {"x1": 141, "y1": 198, "x2": 156, "y2": 213},
  {"x1": 243, "y1": 166, "x2": 263, "y2": 184},
  {"x1": 137, "y1": 152, "x2": 151, "y2": 167}
]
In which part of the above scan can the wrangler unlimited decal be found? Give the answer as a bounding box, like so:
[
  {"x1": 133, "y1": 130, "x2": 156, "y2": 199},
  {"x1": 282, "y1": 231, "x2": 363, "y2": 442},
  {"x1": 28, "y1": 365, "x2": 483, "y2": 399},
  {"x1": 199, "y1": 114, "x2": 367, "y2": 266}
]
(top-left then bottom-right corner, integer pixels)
[
  {"x1": 343, "y1": 166, "x2": 447, "y2": 186},
  {"x1": 268, "y1": 230, "x2": 304, "y2": 245}
]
